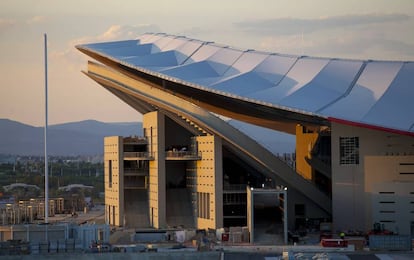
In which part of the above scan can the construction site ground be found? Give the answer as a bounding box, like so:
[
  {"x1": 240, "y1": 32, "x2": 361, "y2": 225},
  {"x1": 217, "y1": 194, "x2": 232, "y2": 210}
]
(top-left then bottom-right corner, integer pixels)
[{"x1": 44, "y1": 206, "x2": 414, "y2": 259}]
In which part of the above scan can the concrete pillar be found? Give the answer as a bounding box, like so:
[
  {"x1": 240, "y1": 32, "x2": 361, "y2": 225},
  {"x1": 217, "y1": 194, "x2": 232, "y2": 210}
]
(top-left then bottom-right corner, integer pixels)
[
  {"x1": 104, "y1": 136, "x2": 124, "y2": 226},
  {"x1": 246, "y1": 187, "x2": 253, "y2": 243},
  {"x1": 144, "y1": 111, "x2": 166, "y2": 228},
  {"x1": 195, "y1": 135, "x2": 223, "y2": 229}
]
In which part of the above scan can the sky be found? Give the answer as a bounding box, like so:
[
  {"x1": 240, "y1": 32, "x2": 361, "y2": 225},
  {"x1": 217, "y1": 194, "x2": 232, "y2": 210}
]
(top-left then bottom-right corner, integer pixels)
[{"x1": 1, "y1": 0, "x2": 413, "y2": 126}]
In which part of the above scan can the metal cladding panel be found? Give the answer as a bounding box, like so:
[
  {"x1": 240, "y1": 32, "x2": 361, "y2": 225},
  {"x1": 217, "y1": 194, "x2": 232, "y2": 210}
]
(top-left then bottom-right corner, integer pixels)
[
  {"x1": 83, "y1": 40, "x2": 139, "y2": 50},
  {"x1": 123, "y1": 50, "x2": 183, "y2": 68},
  {"x1": 361, "y1": 62, "x2": 414, "y2": 131},
  {"x1": 138, "y1": 33, "x2": 164, "y2": 44},
  {"x1": 187, "y1": 62, "x2": 234, "y2": 86},
  {"x1": 162, "y1": 60, "x2": 221, "y2": 81},
  {"x1": 254, "y1": 54, "x2": 298, "y2": 81},
  {"x1": 175, "y1": 40, "x2": 204, "y2": 62},
  {"x1": 196, "y1": 51, "x2": 270, "y2": 90},
  {"x1": 278, "y1": 59, "x2": 364, "y2": 112},
  {"x1": 224, "y1": 51, "x2": 269, "y2": 74},
  {"x1": 320, "y1": 61, "x2": 403, "y2": 120},
  {"x1": 159, "y1": 44, "x2": 222, "y2": 80},
  {"x1": 183, "y1": 44, "x2": 222, "y2": 63},
  {"x1": 83, "y1": 40, "x2": 154, "y2": 58},
  {"x1": 126, "y1": 40, "x2": 205, "y2": 70},
  {"x1": 139, "y1": 33, "x2": 171, "y2": 43},
  {"x1": 249, "y1": 57, "x2": 329, "y2": 103},
  {"x1": 209, "y1": 72, "x2": 278, "y2": 95},
  {"x1": 79, "y1": 33, "x2": 414, "y2": 134},
  {"x1": 152, "y1": 36, "x2": 176, "y2": 51},
  {"x1": 160, "y1": 37, "x2": 190, "y2": 51},
  {"x1": 214, "y1": 54, "x2": 299, "y2": 96},
  {"x1": 161, "y1": 46, "x2": 243, "y2": 85},
  {"x1": 102, "y1": 43, "x2": 156, "y2": 59},
  {"x1": 204, "y1": 47, "x2": 244, "y2": 74}
]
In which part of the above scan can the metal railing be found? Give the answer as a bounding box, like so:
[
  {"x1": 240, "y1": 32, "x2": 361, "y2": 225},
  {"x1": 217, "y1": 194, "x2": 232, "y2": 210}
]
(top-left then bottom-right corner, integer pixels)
[
  {"x1": 123, "y1": 168, "x2": 148, "y2": 176},
  {"x1": 165, "y1": 150, "x2": 201, "y2": 160},
  {"x1": 124, "y1": 152, "x2": 154, "y2": 160},
  {"x1": 223, "y1": 184, "x2": 247, "y2": 192}
]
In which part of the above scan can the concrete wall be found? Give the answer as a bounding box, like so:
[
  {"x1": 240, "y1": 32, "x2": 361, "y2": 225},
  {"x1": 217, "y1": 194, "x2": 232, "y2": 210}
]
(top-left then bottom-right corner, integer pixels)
[
  {"x1": 331, "y1": 122, "x2": 414, "y2": 232},
  {"x1": 0, "y1": 224, "x2": 109, "y2": 249},
  {"x1": 104, "y1": 136, "x2": 124, "y2": 226},
  {"x1": 285, "y1": 187, "x2": 331, "y2": 229},
  {"x1": 195, "y1": 135, "x2": 223, "y2": 229},
  {"x1": 144, "y1": 111, "x2": 166, "y2": 228},
  {"x1": 165, "y1": 116, "x2": 193, "y2": 149},
  {"x1": 365, "y1": 156, "x2": 414, "y2": 235},
  {"x1": 0, "y1": 225, "x2": 65, "y2": 242}
]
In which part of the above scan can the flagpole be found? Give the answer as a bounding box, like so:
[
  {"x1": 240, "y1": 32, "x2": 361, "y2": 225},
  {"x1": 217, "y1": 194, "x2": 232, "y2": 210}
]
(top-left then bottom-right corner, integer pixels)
[{"x1": 44, "y1": 33, "x2": 49, "y2": 227}]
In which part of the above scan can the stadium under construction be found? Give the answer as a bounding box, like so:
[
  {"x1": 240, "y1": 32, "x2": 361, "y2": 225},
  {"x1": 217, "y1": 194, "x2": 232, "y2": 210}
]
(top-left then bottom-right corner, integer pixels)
[{"x1": 76, "y1": 33, "x2": 414, "y2": 241}]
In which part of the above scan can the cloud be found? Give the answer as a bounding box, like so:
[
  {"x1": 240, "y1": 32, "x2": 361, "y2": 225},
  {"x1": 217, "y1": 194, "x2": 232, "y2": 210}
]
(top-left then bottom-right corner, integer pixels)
[
  {"x1": 27, "y1": 16, "x2": 47, "y2": 24},
  {"x1": 178, "y1": 26, "x2": 211, "y2": 38},
  {"x1": 50, "y1": 24, "x2": 161, "y2": 71},
  {"x1": 70, "y1": 24, "x2": 161, "y2": 47},
  {"x1": 257, "y1": 28, "x2": 414, "y2": 61},
  {"x1": 233, "y1": 13, "x2": 414, "y2": 61},
  {"x1": 0, "y1": 18, "x2": 16, "y2": 31},
  {"x1": 96, "y1": 24, "x2": 161, "y2": 41},
  {"x1": 235, "y1": 13, "x2": 410, "y2": 35}
]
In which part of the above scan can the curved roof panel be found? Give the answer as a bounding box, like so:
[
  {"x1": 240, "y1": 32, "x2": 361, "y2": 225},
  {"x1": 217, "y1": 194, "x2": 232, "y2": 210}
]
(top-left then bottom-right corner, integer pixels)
[
  {"x1": 78, "y1": 33, "x2": 414, "y2": 134},
  {"x1": 249, "y1": 57, "x2": 329, "y2": 103},
  {"x1": 278, "y1": 59, "x2": 364, "y2": 112},
  {"x1": 319, "y1": 61, "x2": 403, "y2": 121},
  {"x1": 361, "y1": 62, "x2": 414, "y2": 131}
]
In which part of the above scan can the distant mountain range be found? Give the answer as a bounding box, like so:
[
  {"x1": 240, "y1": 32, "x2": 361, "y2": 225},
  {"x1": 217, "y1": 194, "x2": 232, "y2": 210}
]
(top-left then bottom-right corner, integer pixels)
[
  {"x1": 0, "y1": 119, "x2": 142, "y2": 156},
  {"x1": 0, "y1": 119, "x2": 295, "y2": 156}
]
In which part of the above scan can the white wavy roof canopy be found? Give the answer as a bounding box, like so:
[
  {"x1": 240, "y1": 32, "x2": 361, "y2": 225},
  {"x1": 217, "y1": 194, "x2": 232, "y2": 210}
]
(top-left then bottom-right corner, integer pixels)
[{"x1": 80, "y1": 33, "x2": 414, "y2": 135}]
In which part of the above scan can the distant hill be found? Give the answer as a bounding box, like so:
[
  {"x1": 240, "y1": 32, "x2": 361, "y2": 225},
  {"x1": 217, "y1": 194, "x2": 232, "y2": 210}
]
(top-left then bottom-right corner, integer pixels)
[
  {"x1": 0, "y1": 118, "x2": 295, "y2": 156},
  {"x1": 0, "y1": 119, "x2": 142, "y2": 156}
]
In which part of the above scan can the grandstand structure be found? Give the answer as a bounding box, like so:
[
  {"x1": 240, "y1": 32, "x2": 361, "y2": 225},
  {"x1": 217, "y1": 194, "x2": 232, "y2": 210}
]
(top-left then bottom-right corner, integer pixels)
[{"x1": 77, "y1": 33, "x2": 414, "y2": 237}]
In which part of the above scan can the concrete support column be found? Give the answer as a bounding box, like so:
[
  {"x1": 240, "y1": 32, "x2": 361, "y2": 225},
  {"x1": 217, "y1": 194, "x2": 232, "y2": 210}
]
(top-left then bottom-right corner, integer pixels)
[
  {"x1": 195, "y1": 135, "x2": 223, "y2": 229},
  {"x1": 104, "y1": 136, "x2": 124, "y2": 226},
  {"x1": 247, "y1": 187, "x2": 253, "y2": 243},
  {"x1": 144, "y1": 111, "x2": 166, "y2": 229}
]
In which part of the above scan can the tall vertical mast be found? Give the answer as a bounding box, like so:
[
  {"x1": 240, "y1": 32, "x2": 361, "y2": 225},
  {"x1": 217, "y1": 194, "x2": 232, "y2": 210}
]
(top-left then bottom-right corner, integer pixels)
[{"x1": 44, "y1": 33, "x2": 49, "y2": 225}]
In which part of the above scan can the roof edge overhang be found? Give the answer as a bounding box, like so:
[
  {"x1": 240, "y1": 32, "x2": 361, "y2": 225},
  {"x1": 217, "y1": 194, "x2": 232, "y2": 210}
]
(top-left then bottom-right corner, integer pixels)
[
  {"x1": 77, "y1": 45, "x2": 329, "y2": 134},
  {"x1": 77, "y1": 38, "x2": 414, "y2": 136},
  {"x1": 329, "y1": 117, "x2": 414, "y2": 137}
]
